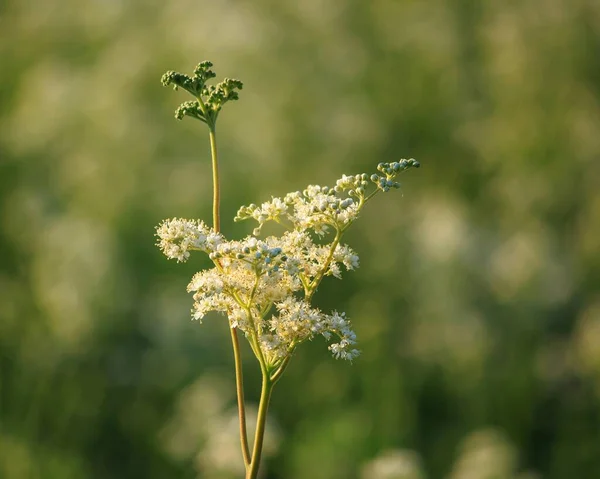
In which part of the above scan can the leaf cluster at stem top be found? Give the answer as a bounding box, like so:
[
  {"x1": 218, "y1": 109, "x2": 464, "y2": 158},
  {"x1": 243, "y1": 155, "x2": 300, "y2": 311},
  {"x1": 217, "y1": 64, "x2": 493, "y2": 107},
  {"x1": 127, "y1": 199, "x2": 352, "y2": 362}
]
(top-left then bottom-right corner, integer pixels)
[{"x1": 161, "y1": 61, "x2": 243, "y2": 128}]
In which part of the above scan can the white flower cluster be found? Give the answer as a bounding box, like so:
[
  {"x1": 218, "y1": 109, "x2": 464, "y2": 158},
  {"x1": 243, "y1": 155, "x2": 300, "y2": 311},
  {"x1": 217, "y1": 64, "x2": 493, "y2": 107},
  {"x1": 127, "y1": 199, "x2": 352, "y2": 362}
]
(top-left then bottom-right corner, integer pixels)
[
  {"x1": 234, "y1": 159, "x2": 419, "y2": 236},
  {"x1": 261, "y1": 298, "x2": 359, "y2": 362},
  {"x1": 157, "y1": 222, "x2": 360, "y2": 362},
  {"x1": 156, "y1": 218, "x2": 223, "y2": 262},
  {"x1": 235, "y1": 181, "x2": 363, "y2": 237},
  {"x1": 156, "y1": 161, "x2": 419, "y2": 365}
]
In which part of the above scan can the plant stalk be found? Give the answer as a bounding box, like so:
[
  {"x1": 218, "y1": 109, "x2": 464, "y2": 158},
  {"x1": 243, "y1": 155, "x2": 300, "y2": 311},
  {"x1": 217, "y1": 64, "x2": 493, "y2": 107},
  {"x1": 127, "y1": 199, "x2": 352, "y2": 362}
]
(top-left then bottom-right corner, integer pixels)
[
  {"x1": 246, "y1": 373, "x2": 274, "y2": 479},
  {"x1": 209, "y1": 128, "x2": 221, "y2": 233},
  {"x1": 208, "y1": 126, "x2": 251, "y2": 466},
  {"x1": 306, "y1": 229, "x2": 342, "y2": 301}
]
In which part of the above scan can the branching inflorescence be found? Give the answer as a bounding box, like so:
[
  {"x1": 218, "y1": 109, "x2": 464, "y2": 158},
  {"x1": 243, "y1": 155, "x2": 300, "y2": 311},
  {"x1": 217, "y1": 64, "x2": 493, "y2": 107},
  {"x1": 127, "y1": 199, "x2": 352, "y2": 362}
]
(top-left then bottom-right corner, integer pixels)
[
  {"x1": 155, "y1": 61, "x2": 419, "y2": 479},
  {"x1": 157, "y1": 159, "x2": 419, "y2": 365}
]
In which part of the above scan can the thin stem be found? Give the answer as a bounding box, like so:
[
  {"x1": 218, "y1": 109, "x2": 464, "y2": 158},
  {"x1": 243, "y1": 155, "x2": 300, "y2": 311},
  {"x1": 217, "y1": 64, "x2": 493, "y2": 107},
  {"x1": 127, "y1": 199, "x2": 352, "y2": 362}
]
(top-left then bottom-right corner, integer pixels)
[
  {"x1": 230, "y1": 327, "x2": 251, "y2": 466},
  {"x1": 270, "y1": 354, "x2": 292, "y2": 383},
  {"x1": 207, "y1": 125, "x2": 250, "y2": 467},
  {"x1": 209, "y1": 128, "x2": 220, "y2": 233},
  {"x1": 306, "y1": 229, "x2": 343, "y2": 301},
  {"x1": 246, "y1": 373, "x2": 274, "y2": 479},
  {"x1": 362, "y1": 188, "x2": 379, "y2": 205},
  {"x1": 244, "y1": 304, "x2": 269, "y2": 373},
  {"x1": 303, "y1": 189, "x2": 380, "y2": 301}
]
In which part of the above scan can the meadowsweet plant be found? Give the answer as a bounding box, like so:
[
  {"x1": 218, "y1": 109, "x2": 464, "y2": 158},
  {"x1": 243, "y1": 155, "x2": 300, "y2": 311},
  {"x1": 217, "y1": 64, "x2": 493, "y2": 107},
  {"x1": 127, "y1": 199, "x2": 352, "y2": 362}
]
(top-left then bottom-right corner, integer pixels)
[{"x1": 156, "y1": 61, "x2": 420, "y2": 479}]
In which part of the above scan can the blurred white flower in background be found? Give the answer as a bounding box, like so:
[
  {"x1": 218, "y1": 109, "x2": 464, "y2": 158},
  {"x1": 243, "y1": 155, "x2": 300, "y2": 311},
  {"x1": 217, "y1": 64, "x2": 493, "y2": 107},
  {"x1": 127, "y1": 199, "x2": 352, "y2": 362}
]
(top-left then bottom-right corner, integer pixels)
[
  {"x1": 160, "y1": 374, "x2": 280, "y2": 478},
  {"x1": 361, "y1": 449, "x2": 425, "y2": 479},
  {"x1": 449, "y1": 428, "x2": 538, "y2": 479},
  {"x1": 571, "y1": 299, "x2": 600, "y2": 395}
]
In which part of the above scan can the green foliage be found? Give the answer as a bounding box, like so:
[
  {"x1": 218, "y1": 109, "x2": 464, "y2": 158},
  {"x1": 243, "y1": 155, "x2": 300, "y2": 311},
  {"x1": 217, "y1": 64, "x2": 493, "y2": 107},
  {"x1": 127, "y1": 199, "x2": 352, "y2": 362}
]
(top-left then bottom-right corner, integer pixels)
[{"x1": 161, "y1": 61, "x2": 243, "y2": 127}]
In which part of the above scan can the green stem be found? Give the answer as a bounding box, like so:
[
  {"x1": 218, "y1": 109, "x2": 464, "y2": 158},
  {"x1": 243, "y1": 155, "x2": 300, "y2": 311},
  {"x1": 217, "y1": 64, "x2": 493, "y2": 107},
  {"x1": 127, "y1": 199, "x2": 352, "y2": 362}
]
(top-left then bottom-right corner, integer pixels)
[
  {"x1": 208, "y1": 125, "x2": 251, "y2": 466},
  {"x1": 246, "y1": 373, "x2": 274, "y2": 479},
  {"x1": 231, "y1": 327, "x2": 251, "y2": 466},
  {"x1": 271, "y1": 354, "x2": 292, "y2": 383},
  {"x1": 304, "y1": 190, "x2": 380, "y2": 301},
  {"x1": 209, "y1": 128, "x2": 221, "y2": 233},
  {"x1": 306, "y1": 229, "x2": 343, "y2": 301}
]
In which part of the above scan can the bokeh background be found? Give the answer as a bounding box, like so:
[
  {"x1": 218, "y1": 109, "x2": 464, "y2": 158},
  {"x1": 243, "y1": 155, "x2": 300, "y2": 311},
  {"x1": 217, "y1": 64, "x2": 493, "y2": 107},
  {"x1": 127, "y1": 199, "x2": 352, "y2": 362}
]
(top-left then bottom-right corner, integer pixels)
[{"x1": 1, "y1": 0, "x2": 600, "y2": 478}]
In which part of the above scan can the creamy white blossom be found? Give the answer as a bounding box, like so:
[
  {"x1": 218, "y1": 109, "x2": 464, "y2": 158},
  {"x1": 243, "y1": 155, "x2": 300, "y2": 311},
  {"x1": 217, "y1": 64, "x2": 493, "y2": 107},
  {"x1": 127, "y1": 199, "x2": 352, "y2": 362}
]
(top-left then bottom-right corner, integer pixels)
[
  {"x1": 176, "y1": 230, "x2": 359, "y2": 361},
  {"x1": 156, "y1": 161, "x2": 419, "y2": 363},
  {"x1": 158, "y1": 223, "x2": 360, "y2": 361},
  {"x1": 257, "y1": 298, "x2": 359, "y2": 363},
  {"x1": 156, "y1": 218, "x2": 222, "y2": 262}
]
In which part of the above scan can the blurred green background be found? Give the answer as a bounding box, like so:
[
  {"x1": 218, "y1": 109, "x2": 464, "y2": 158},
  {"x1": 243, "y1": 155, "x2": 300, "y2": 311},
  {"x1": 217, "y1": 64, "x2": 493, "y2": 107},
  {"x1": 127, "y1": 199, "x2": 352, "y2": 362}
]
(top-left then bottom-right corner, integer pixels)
[{"x1": 1, "y1": 0, "x2": 600, "y2": 478}]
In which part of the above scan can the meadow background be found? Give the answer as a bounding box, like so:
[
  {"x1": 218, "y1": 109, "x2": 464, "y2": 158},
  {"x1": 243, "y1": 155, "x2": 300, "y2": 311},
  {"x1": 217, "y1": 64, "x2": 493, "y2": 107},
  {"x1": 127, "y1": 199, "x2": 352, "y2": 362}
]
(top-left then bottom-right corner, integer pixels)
[{"x1": 1, "y1": 0, "x2": 600, "y2": 478}]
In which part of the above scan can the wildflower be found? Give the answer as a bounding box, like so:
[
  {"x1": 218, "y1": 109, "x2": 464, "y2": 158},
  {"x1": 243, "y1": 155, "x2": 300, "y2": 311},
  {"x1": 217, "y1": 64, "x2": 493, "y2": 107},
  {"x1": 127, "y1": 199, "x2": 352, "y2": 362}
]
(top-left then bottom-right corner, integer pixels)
[
  {"x1": 157, "y1": 61, "x2": 419, "y2": 478},
  {"x1": 157, "y1": 159, "x2": 418, "y2": 362},
  {"x1": 155, "y1": 218, "x2": 218, "y2": 262}
]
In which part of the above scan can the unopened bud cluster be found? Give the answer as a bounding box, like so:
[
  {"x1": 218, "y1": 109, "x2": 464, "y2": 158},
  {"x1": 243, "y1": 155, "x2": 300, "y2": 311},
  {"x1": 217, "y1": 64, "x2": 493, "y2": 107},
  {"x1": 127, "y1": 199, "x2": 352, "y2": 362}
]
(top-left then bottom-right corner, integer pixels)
[{"x1": 373, "y1": 159, "x2": 421, "y2": 191}]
